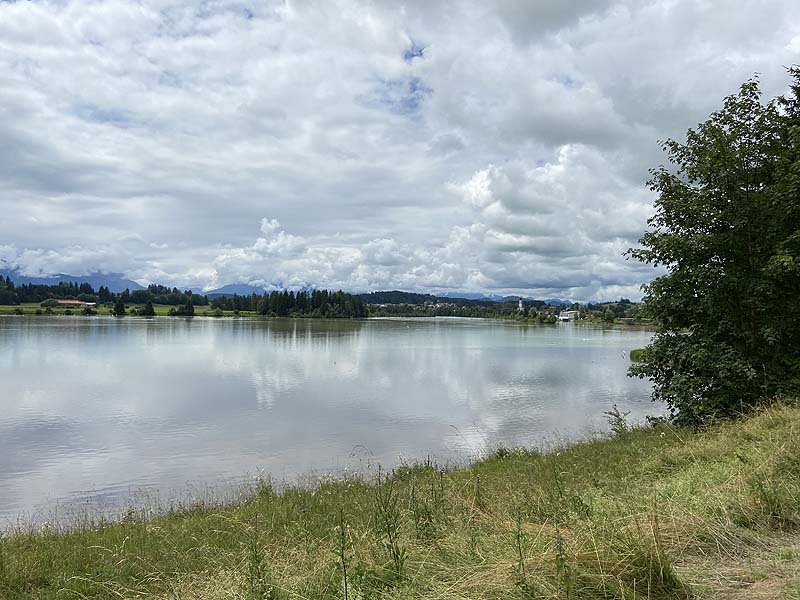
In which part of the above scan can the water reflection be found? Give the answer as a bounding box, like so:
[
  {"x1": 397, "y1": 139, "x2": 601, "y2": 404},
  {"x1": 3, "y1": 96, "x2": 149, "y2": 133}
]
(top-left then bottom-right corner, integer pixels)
[{"x1": 0, "y1": 316, "x2": 656, "y2": 522}]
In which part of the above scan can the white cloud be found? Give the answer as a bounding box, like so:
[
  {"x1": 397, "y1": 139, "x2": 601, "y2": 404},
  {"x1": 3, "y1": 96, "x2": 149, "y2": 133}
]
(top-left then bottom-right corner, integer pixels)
[{"x1": 0, "y1": 0, "x2": 796, "y2": 301}]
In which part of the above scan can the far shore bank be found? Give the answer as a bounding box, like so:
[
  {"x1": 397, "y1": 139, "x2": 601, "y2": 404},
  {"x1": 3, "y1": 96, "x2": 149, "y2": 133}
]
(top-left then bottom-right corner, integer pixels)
[{"x1": 0, "y1": 302, "x2": 655, "y2": 329}]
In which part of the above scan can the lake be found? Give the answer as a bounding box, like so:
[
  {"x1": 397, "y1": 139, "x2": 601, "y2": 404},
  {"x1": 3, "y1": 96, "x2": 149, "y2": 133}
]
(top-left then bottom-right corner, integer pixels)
[{"x1": 0, "y1": 316, "x2": 657, "y2": 523}]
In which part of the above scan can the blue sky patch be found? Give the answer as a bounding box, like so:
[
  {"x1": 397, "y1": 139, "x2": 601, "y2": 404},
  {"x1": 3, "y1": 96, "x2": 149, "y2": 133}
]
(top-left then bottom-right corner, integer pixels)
[
  {"x1": 73, "y1": 103, "x2": 133, "y2": 128},
  {"x1": 402, "y1": 40, "x2": 425, "y2": 63},
  {"x1": 362, "y1": 76, "x2": 432, "y2": 118},
  {"x1": 158, "y1": 70, "x2": 182, "y2": 87},
  {"x1": 553, "y1": 73, "x2": 580, "y2": 89}
]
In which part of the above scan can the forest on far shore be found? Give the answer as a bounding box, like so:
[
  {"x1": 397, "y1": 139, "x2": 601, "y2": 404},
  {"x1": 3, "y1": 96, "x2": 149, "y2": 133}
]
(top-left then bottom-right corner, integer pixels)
[{"x1": 0, "y1": 278, "x2": 368, "y2": 319}]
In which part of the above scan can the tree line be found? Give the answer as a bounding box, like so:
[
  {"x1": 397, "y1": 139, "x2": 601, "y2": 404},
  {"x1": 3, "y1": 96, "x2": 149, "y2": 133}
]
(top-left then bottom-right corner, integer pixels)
[
  {"x1": 368, "y1": 300, "x2": 542, "y2": 319},
  {"x1": 209, "y1": 289, "x2": 368, "y2": 318},
  {"x1": 0, "y1": 277, "x2": 367, "y2": 319},
  {"x1": 366, "y1": 297, "x2": 643, "y2": 322},
  {"x1": 0, "y1": 279, "x2": 210, "y2": 307}
]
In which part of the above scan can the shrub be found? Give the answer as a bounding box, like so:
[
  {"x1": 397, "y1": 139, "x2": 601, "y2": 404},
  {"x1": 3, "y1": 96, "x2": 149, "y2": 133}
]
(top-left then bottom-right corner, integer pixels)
[{"x1": 628, "y1": 72, "x2": 800, "y2": 424}]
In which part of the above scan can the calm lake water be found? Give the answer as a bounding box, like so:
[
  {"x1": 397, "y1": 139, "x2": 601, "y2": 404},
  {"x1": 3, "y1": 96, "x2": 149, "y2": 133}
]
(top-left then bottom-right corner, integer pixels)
[{"x1": 0, "y1": 316, "x2": 656, "y2": 523}]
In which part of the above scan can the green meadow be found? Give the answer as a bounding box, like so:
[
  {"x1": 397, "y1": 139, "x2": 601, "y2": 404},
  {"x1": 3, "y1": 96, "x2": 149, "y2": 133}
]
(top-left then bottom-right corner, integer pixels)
[{"x1": 0, "y1": 303, "x2": 257, "y2": 317}]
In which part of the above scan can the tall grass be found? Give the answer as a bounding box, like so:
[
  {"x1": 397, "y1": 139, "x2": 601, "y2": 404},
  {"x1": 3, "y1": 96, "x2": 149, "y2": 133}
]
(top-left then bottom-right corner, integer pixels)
[{"x1": 2, "y1": 403, "x2": 800, "y2": 598}]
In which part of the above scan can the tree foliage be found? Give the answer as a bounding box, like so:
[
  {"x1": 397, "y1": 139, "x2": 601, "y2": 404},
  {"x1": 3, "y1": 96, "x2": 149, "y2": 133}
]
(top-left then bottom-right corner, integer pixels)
[
  {"x1": 0, "y1": 280, "x2": 210, "y2": 307},
  {"x1": 112, "y1": 298, "x2": 126, "y2": 317},
  {"x1": 140, "y1": 300, "x2": 156, "y2": 316},
  {"x1": 628, "y1": 71, "x2": 800, "y2": 424},
  {"x1": 169, "y1": 299, "x2": 195, "y2": 317}
]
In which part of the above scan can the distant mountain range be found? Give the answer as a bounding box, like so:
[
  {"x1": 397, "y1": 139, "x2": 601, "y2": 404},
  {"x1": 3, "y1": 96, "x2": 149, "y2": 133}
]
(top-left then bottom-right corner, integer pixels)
[
  {"x1": 0, "y1": 268, "x2": 144, "y2": 293},
  {"x1": 437, "y1": 291, "x2": 573, "y2": 305},
  {"x1": 201, "y1": 283, "x2": 268, "y2": 297},
  {"x1": 437, "y1": 291, "x2": 505, "y2": 301},
  {"x1": 353, "y1": 290, "x2": 573, "y2": 307},
  {"x1": 0, "y1": 268, "x2": 579, "y2": 305},
  {"x1": 0, "y1": 268, "x2": 271, "y2": 297},
  {"x1": 543, "y1": 298, "x2": 574, "y2": 306}
]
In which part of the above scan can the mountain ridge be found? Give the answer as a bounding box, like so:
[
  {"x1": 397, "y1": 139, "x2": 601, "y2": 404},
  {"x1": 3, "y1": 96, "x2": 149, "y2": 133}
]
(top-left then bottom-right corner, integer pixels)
[
  {"x1": 0, "y1": 268, "x2": 580, "y2": 305},
  {"x1": 0, "y1": 268, "x2": 144, "y2": 293}
]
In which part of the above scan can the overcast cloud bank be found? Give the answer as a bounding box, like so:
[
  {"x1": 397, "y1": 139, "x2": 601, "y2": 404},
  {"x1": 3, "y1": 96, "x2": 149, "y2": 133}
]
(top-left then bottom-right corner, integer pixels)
[{"x1": 1, "y1": 0, "x2": 798, "y2": 300}]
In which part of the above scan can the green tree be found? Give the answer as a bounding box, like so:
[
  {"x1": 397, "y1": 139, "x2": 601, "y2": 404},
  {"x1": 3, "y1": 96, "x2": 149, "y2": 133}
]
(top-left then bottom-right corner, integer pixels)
[
  {"x1": 628, "y1": 73, "x2": 800, "y2": 425},
  {"x1": 171, "y1": 299, "x2": 195, "y2": 317},
  {"x1": 113, "y1": 298, "x2": 126, "y2": 316},
  {"x1": 0, "y1": 287, "x2": 15, "y2": 305},
  {"x1": 141, "y1": 300, "x2": 156, "y2": 316}
]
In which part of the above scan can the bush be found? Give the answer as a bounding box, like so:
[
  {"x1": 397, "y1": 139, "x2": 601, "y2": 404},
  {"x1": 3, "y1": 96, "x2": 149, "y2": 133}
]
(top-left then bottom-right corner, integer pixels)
[
  {"x1": 604, "y1": 404, "x2": 631, "y2": 437},
  {"x1": 628, "y1": 72, "x2": 800, "y2": 424}
]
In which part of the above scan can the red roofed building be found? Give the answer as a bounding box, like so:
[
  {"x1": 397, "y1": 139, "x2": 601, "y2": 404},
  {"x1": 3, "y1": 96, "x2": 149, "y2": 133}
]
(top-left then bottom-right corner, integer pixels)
[{"x1": 54, "y1": 299, "x2": 96, "y2": 307}]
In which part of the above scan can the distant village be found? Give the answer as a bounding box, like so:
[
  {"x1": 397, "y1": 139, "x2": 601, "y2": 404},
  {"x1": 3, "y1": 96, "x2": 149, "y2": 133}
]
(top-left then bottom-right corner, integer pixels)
[{"x1": 363, "y1": 292, "x2": 646, "y2": 324}]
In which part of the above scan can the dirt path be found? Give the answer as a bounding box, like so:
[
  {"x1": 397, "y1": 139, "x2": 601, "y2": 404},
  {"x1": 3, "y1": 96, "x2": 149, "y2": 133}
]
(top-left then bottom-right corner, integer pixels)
[{"x1": 680, "y1": 533, "x2": 800, "y2": 599}]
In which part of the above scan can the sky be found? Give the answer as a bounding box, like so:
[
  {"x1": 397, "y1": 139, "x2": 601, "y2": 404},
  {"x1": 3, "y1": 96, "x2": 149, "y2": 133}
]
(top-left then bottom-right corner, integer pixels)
[{"x1": 1, "y1": 0, "x2": 798, "y2": 300}]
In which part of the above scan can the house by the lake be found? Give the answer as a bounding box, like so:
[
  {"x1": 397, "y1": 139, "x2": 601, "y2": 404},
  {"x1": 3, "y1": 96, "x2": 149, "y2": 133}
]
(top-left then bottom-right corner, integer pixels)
[
  {"x1": 558, "y1": 310, "x2": 580, "y2": 321},
  {"x1": 54, "y1": 299, "x2": 96, "y2": 308}
]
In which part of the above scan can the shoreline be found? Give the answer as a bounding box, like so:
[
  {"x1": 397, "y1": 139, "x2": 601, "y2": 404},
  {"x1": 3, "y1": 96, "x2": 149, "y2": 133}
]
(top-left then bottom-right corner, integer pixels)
[
  {"x1": 0, "y1": 306, "x2": 656, "y2": 329},
  {"x1": 2, "y1": 413, "x2": 652, "y2": 534},
  {"x1": 2, "y1": 404, "x2": 798, "y2": 598}
]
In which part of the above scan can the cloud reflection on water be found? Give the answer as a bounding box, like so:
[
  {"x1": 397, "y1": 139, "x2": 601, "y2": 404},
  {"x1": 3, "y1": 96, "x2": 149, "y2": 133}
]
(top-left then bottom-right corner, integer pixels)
[{"x1": 0, "y1": 317, "x2": 655, "y2": 522}]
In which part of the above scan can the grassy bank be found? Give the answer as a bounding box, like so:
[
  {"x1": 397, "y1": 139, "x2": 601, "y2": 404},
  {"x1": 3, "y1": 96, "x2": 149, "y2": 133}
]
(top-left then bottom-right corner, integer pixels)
[{"x1": 2, "y1": 406, "x2": 800, "y2": 599}]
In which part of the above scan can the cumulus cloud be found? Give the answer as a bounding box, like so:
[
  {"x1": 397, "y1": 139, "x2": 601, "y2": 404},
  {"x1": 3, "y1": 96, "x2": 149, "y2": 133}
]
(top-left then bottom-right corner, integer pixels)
[{"x1": 0, "y1": 0, "x2": 796, "y2": 300}]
